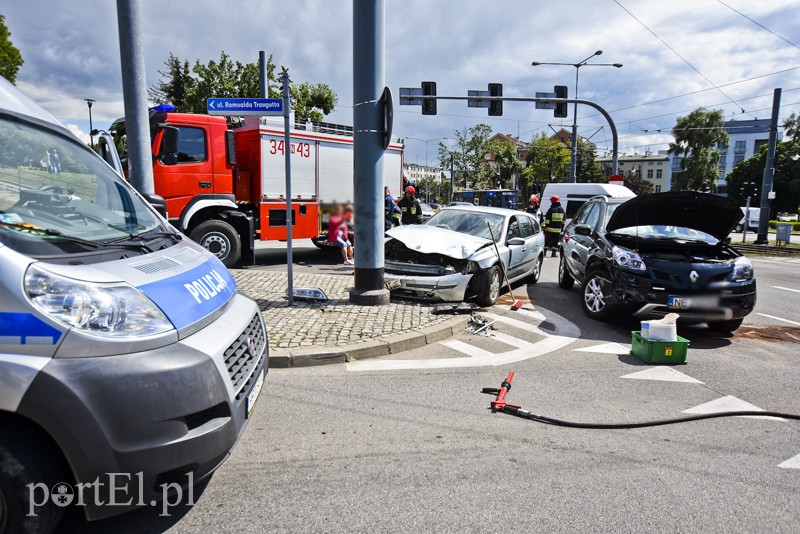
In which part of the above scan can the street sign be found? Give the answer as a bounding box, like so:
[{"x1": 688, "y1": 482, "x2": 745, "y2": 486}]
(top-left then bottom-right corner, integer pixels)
[
  {"x1": 468, "y1": 90, "x2": 490, "y2": 108},
  {"x1": 535, "y1": 92, "x2": 556, "y2": 110},
  {"x1": 609, "y1": 174, "x2": 624, "y2": 184},
  {"x1": 207, "y1": 97, "x2": 283, "y2": 116}
]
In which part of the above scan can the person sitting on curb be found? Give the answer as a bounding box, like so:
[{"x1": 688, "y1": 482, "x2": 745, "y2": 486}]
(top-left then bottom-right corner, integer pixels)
[{"x1": 327, "y1": 204, "x2": 354, "y2": 266}]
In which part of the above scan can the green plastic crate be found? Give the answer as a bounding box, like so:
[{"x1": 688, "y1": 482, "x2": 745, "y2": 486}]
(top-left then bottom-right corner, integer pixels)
[{"x1": 630, "y1": 331, "x2": 689, "y2": 364}]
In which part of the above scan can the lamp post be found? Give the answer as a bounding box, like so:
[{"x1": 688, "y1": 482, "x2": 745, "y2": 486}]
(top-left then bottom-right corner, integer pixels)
[
  {"x1": 84, "y1": 98, "x2": 96, "y2": 149},
  {"x1": 531, "y1": 50, "x2": 622, "y2": 183}
]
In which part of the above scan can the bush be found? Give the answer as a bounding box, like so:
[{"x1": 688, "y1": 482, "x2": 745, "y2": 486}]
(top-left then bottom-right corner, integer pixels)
[{"x1": 768, "y1": 220, "x2": 800, "y2": 231}]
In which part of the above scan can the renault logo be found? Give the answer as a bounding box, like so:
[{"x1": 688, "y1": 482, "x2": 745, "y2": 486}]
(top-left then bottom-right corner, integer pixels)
[{"x1": 689, "y1": 271, "x2": 699, "y2": 283}]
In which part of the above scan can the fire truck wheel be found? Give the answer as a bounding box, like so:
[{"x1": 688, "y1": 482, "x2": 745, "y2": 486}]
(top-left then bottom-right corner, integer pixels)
[{"x1": 190, "y1": 219, "x2": 241, "y2": 268}]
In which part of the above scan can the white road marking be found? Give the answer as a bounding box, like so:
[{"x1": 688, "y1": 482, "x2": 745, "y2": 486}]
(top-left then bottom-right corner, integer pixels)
[
  {"x1": 440, "y1": 339, "x2": 497, "y2": 359},
  {"x1": 682, "y1": 395, "x2": 784, "y2": 421},
  {"x1": 481, "y1": 312, "x2": 551, "y2": 337},
  {"x1": 621, "y1": 367, "x2": 704, "y2": 384},
  {"x1": 755, "y1": 313, "x2": 800, "y2": 327},
  {"x1": 574, "y1": 342, "x2": 631, "y2": 354},
  {"x1": 347, "y1": 306, "x2": 580, "y2": 372},
  {"x1": 778, "y1": 453, "x2": 800, "y2": 469},
  {"x1": 771, "y1": 285, "x2": 800, "y2": 294}
]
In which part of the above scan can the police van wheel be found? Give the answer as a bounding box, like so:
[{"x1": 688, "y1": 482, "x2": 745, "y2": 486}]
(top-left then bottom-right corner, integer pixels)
[
  {"x1": 190, "y1": 220, "x2": 241, "y2": 268},
  {"x1": 0, "y1": 426, "x2": 66, "y2": 534}
]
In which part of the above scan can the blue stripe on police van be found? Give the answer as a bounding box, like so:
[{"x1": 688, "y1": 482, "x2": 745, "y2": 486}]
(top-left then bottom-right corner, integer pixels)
[
  {"x1": 136, "y1": 257, "x2": 237, "y2": 331},
  {"x1": 0, "y1": 312, "x2": 62, "y2": 345}
]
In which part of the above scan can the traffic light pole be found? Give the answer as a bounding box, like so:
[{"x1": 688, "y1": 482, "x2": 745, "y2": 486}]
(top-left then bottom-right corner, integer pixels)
[
  {"x1": 403, "y1": 95, "x2": 619, "y2": 175},
  {"x1": 755, "y1": 88, "x2": 781, "y2": 245}
]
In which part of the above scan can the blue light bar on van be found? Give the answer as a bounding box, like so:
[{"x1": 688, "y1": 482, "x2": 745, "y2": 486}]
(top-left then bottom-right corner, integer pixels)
[{"x1": 150, "y1": 104, "x2": 176, "y2": 112}]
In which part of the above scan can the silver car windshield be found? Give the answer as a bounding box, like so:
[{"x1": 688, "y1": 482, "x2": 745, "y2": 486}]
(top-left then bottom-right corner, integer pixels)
[
  {"x1": 426, "y1": 209, "x2": 504, "y2": 240},
  {"x1": 0, "y1": 116, "x2": 163, "y2": 254}
]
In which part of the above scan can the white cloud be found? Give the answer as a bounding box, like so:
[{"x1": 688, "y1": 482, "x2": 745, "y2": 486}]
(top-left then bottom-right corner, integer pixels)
[{"x1": 64, "y1": 123, "x2": 91, "y2": 145}]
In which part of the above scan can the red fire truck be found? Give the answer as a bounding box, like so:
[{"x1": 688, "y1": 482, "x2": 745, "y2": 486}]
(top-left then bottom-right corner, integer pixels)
[{"x1": 111, "y1": 108, "x2": 405, "y2": 266}]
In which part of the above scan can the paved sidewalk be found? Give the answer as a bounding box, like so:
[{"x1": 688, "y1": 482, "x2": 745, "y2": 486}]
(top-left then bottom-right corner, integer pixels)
[{"x1": 232, "y1": 270, "x2": 470, "y2": 368}]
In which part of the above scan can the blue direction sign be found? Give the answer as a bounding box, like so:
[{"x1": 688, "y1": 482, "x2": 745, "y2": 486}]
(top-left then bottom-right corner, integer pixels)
[{"x1": 207, "y1": 97, "x2": 284, "y2": 116}]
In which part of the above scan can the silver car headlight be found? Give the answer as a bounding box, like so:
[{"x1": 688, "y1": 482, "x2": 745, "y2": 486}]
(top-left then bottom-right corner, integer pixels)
[
  {"x1": 731, "y1": 256, "x2": 753, "y2": 281},
  {"x1": 612, "y1": 245, "x2": 647, "y2": 272},
  {"x1": 24, "y1": 265, "x2": 174, "y2": 337}
]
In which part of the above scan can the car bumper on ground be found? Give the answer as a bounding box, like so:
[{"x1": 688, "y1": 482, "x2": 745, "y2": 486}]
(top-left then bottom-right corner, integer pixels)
[
  {"x1": 385, "y1": 271, "x2": 473, "y2": 301},
  {"x1": 17, "y1": 294, "x2": 268, "y2": 520},
  {"x1": 607, "y1": 268, "x2": 757, "y2": 322}
]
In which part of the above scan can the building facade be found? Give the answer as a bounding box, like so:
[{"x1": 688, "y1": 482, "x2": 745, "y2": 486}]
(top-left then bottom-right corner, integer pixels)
[
  {"x1": 715, "y1": 119, "x2": 781, "y2": 194},
  {"x1": 597, "y1": 151, "x2": 672, "y2": 192}
]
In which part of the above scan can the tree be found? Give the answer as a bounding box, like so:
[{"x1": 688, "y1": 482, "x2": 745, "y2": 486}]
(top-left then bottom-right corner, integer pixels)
[
  {"x1": 487, "y1": 139, "x2": 523, "y2": 189},
  {"x1": 148, "y1": 53, "x2": 194, "y2": 109},
  {"x1": 437, "y1": 124, "x2": 494, "y2": 189},
  {"x1": 726, "y1": 141, "x2": 800, "y2": 214},
  {"x1": 149, "y1": 52, "x2": 337, "y2": 121},
  {"x1": 623, "y1": 172, "x2": 654, "y2": 196},
  {"x1": 520, "y1": 133, "x2": 570, "y2": 197},
  {"x1": 291, "y1": 82, "x2": 337, "y2": 123},
  {"x1": 668, "y1": 108, "x2": 728, "y2": 191},
  {"x1": 784, "y1": 112, "x2": 799, "y2": 142},
  {"x1": 576, "y1": 143, "x2": 606, "y2": 183},
  {"x1": 0, "y1": 14, "x2": 23, "y2": 83}
]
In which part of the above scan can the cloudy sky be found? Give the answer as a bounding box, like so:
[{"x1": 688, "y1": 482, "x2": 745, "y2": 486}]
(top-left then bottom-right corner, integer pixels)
[{"x1": 3, "y1": 0, "x2": 799, "y2": 164}]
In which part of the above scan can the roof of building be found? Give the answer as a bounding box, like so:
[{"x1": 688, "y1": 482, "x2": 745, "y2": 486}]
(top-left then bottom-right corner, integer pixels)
[{"x1": 723, "y1": 119, "x2": 771, "y2": 136}]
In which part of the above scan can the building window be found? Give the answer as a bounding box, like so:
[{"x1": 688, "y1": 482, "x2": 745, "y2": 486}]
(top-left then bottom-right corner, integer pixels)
[
  {"x1": 656, "y1": 169, "x2": 663, "y2": 179},
  {"x1": 733, "y1": 154, "x2": 745, "y2": 166},
  {"x1": 647, "y1": 169, "x2": 654, "y2": 179},
  {"x1": 672, "y1": 158, "x2": 682, "y2": 171},
  {"x1": 648, "y1": 161, "x2": 654, "y2": 166},
  {"x1": 734, "y1": 140, "x2": 746, "y2": 153},
  {"x1": 655, "y1": 185, "x2": 662, "y2": 193}
]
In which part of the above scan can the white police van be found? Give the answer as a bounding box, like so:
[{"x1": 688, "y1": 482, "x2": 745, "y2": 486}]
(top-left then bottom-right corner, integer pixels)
[{"x1": 0, "y1": 78, "x2": 268, "y2": 532}]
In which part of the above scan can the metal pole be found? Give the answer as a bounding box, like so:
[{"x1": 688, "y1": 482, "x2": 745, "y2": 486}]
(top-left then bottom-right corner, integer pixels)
[
  {"x1": 756, "y1": 88, "x2": 781, "y2": 244},
  {"x1": 450, "y1": 153, "x2": 454, "y2": 203},
  {"x1": 281, "y1": 69, "x2": 294, "y2": 306},
  {"x1": 350, "y1": 0, "x2": 389, "y2": 305},
  {"x1": 259, "y1": 51, "x2": 268, "y2": 98},
  {"x1": 570, "y1": 67, "x2": 579, "y2": 183},
  {"x1": 742, "y1": 195, "x2": 750, "y2": 243},
  {"x1": 87, "y1": 101, "x2": 94, "y2": 150},
  {"x1": 115, "y1": 0, "x2": 154, "y2": 196}
]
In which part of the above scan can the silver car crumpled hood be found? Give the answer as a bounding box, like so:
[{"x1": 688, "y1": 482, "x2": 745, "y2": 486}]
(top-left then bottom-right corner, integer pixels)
[{"x1": 386, "y1": 225, "x2": 491, "y2": 259}]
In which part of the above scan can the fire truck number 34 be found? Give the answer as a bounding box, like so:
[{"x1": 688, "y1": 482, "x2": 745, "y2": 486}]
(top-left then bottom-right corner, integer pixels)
[{"x1": 268, "y1": 139, "x2": 311, "y2": 157}]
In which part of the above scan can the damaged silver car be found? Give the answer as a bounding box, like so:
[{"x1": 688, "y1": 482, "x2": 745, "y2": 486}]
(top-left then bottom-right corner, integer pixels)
[{"x1": 385, "y1": 206, "x2": 545, "y2": 306}]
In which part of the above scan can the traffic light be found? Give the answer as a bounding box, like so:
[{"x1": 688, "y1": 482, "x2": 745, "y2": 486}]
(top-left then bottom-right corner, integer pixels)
[
  {"x1": 488, "y1": 83, "x2": 503, "y2": 116},
  {"x1": 422, "y1": 81, "x2": 437, "y2": 115},
  {"x1": 554, "y1": 85, "x2": 568, "y2": 118}
]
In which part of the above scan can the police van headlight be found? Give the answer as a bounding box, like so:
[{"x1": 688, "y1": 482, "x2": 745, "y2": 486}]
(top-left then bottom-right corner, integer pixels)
[{"x1": 24, "y1": 265, "x2": 173, "y2": 337}]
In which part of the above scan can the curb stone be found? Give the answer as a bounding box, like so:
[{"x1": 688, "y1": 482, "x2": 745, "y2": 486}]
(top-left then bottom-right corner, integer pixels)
[{"x1": 267, "y1": 314, "x2": 469, "y2": 368}]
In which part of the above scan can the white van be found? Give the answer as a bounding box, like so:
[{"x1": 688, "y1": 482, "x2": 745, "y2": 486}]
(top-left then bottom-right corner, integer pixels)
[
  {"x1": 539, "y1": 183, "x2": 636, "y2": 223},
  {"x1": 0, "y1": 78, "x2": 268, "y2": 532},
  {"x1": 735, "y1": 207, "x2": 760, "y2": 232}
]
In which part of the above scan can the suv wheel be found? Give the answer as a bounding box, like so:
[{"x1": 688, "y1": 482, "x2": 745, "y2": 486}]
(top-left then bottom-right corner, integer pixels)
[
  {"x1": 558, "y1": 253, "x2": 575, "y2": 289},
  {"x1": 475, "y1": 264, "x2": 501, "y2": 307},
  {"x1": 581, "y1": 270, "x2": 612, "y2": 320},
  {"x1": 708, "y1": 318, "x2": 744, "y2": 333}
]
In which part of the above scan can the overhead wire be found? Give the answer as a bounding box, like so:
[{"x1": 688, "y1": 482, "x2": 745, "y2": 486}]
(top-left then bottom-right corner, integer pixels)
[{"x1": 715, "y1": 0, "x2": 800, "y2": 51}]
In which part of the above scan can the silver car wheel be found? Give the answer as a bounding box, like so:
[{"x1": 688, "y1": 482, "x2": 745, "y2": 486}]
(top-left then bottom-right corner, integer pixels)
[
  {"x1": 584, "y1": 278, "x2": 605, "y2": 313},
  {"x1": 489, "y1": 269, "x2": 501, "y2": 302}
]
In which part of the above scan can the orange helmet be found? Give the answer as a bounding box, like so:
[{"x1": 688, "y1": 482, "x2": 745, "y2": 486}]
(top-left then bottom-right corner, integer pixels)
[
  {"x1": 550, "y1": 195, "x2": 560, "y2": 202},
  {"x1": 406, "y1": 186, "x2": 415, "y2": 194}
]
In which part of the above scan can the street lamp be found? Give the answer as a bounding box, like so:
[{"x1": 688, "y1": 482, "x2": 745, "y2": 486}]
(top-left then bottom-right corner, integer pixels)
[
  {"x1": 84, "y1": 98, "x2": 96, "y2": 149},
  {"x1": 531, "y1": 50, "x2": 622, "y2": 183}
]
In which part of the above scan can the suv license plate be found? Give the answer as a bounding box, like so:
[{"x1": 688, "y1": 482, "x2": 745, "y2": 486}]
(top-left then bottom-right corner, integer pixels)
[
  {"x1": 246, "y1": 370, "x2": 265, "y2": 418},
  {"x1": 668, "y1": 296, "x2": 719, "y2": 310}
]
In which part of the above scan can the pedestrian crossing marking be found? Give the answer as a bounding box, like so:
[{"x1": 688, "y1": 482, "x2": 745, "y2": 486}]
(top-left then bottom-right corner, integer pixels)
[
  {"x1": 574, "y1": 342, "x2": 631, "y2": 354},
  {"x1": 621, "y1": 367, "x2": 703, "y2": 384},
  {"x1": 683, "y1": 395, "x2": 784, "y2": 421},
  {"x1": 778, "y1": 452, "x2": 800, "y2": 469}
]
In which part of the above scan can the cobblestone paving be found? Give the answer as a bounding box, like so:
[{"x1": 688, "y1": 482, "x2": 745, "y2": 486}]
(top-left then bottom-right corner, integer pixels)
[{"x1": 232, "y1": 270, "x2": 455, "y2": 349}]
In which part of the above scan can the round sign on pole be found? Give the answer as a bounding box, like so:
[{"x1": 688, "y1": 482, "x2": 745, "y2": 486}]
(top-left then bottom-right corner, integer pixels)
[{"x1": 609, "y1": 174, "x2": 624, "y2": 184}]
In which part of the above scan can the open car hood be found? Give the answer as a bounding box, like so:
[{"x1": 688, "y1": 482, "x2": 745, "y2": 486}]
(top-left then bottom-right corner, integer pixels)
[
  {"x1": 386, "y1": 224, "x2": 491, "y2": 259},
  {"x1": 605, "y1": 191, "x2": 742, "y2": 240}
]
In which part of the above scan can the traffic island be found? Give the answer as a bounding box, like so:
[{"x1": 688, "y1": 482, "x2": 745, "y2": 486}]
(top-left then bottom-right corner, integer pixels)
[{"x1": 232, "y1": 270, "x2": 470, "y2": 368}]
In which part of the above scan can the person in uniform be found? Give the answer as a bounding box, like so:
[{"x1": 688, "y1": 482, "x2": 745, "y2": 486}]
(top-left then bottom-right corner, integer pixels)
[
  {"x1": 543, "y1": 195, "x2": 565, "y2": 258},
  {"x1": 398, "y1": 186, "x2": 423, "y2": 225},
  {"x1": 525, "y1": 195, "x2": 540, "y2": 219}
]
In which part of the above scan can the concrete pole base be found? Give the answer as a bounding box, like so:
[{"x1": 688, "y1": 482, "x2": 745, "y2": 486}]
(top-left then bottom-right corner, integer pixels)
[{"x1": 349, "y1": 287, "x2": 390, "y2": 306}]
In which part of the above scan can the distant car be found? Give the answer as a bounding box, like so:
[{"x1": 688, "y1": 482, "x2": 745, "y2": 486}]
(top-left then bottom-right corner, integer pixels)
[
  {"x1": 385, "y1": 206, "x2": 544, "y2": 306},
  {"x1": 419, "y1": 202, "x2": 436, "y2": 222},
  {"x1": 558, "y1": 191, "x2": 756, "y2": 332}
]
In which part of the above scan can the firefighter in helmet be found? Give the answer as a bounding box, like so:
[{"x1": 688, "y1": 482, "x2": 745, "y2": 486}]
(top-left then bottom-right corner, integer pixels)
[
  {"x1": 525, "y1": 195, "x2": 540, "y2": 219},
  {"x1": 398, "y1": 186, "x2": 423, "y2": 225},
  {"x1": 543, "y1": 195, "x2": 565, "y2": 257}
]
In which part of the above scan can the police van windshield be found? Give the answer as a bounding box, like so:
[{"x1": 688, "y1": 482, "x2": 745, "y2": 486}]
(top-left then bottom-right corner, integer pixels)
[{"x1": 0, "y1": 116, "x2": 165, "y2": 257}]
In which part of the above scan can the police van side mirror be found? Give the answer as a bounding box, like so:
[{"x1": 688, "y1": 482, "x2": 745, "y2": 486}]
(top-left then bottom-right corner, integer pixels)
[{"x1": 158, "y1": 126, "x2": 179, "y2": 166}]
